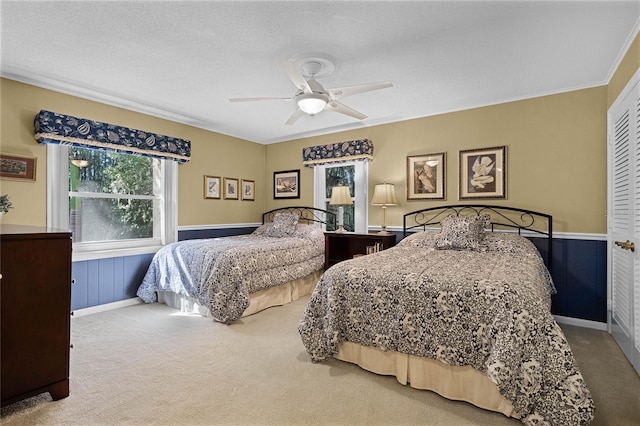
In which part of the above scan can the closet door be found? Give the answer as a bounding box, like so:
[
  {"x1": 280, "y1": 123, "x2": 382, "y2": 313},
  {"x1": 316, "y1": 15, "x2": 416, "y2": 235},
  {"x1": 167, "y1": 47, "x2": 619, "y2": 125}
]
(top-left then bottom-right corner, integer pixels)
[{"x1": 608, "y1": 71, "x2": 640, "y2": 376}]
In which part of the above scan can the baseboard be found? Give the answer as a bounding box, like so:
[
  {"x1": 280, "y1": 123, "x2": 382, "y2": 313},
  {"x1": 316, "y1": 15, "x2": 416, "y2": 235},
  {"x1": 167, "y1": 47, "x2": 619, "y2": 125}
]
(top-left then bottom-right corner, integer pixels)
[
  {"x1": 73, "y1": 298, "x2": 143, "y2": 317},
  {"x1": 554, "y1": 315, "x2": 607, "y2": 331},
  {"x1": 74, "y1": 298, "x2": 607, "y2": 333}
]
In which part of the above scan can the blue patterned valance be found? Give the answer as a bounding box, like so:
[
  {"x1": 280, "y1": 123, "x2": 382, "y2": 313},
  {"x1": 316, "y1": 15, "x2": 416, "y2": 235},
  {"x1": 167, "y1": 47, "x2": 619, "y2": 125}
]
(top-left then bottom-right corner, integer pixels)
[
  {"x1": 302, "y1": 139, "x2": 374, "y2": 167},
  {"x1": 34, "y1": 110, "x2": 191, "y2": 163}
]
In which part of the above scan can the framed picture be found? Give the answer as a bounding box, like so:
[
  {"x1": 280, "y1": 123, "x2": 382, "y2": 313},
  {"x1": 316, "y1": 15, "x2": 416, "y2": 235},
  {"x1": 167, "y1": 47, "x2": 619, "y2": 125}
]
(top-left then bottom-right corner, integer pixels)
[
  {"x1": 223, "y1": 177, "x2": 239, "y2": 200},
  {"x1": 459, "y1": 146, "x2": 506, "y2": 199},
  {"x1": 274, "y1": 169, "x2": 300, "y2": 199},
  {"x1": 241, "y1": 179, "x2": 255, "y2": 201},
  {"x1": 0, "y1": 153, "x2": 37, "y2": 181},
  {"x1": 407, "y1": 152, "x2": 446, "y2": 200},
  {"x1": 204, "y1": 175, "x2": 221, "y2": 199}
]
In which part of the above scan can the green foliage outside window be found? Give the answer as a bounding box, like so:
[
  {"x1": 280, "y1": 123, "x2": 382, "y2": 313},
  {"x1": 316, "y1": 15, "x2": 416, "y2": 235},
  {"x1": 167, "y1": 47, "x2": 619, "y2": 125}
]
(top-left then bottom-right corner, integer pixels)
[
  {"x1": 70, "y1": 147, "x2": 156, "y2": 241},
  {"x1": 325, "y1": 165, "x2": 355, "y2": 232}
]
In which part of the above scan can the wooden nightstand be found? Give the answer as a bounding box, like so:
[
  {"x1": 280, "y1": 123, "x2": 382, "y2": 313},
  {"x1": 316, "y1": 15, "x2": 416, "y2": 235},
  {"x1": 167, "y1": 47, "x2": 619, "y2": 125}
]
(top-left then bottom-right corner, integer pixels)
[{"x1": 324, "y1": 232, "x2": 396, "y2": 269}]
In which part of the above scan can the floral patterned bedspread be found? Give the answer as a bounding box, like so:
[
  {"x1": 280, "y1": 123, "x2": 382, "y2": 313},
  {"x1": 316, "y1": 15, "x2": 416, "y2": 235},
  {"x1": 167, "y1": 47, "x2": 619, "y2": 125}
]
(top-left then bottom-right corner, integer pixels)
[
  {"x1": 299, "y1": 233, "x2": 594, "y2": 425},
  {"x1": 137, "y1": 226, "x2": 324, "y2": 323}
]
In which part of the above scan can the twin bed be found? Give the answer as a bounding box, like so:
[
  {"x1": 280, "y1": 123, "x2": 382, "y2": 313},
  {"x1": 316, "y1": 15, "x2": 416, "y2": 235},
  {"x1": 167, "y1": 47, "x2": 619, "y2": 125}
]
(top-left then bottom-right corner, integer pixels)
[
  {"x1": 138, "y1": 204, "x2": 594, "y2": 424},
  {"x1": 137, "y1": 207, "x2": 334, "y2": 324},
  {"x1": 299, "y1": 205, "x2": 594, "y2": 425}
]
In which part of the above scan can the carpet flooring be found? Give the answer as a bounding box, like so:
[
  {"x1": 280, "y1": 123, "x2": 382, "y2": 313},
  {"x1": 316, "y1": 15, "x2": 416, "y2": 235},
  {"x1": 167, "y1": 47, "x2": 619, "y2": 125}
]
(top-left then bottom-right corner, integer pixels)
[{"x1": 1, "y1": 297, "x2": 639, "y2": 425}]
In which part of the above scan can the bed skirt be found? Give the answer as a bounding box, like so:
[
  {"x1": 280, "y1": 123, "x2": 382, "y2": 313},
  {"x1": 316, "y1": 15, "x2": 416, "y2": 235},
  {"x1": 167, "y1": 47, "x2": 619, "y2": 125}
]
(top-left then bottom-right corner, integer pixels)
[
  {"x1": 335, "y1": 341, "x2": 519, "y2": 419},
  {"x1": 157, "y1": 269, "x2": 323, "y2": 318}
]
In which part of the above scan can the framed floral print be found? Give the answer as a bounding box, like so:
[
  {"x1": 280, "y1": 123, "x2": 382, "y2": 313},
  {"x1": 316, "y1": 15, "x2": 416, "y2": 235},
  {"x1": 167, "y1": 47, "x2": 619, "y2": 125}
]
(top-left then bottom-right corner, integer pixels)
[
  {"x1": 241, "y1": 179, "x2": 255, "y2": 201},
  {"x1": 459, "y1": 146, "x2": 506, "y2": 200},
  {"x1": 407, "y1": 152, "x2": 445, "y2": 200},
  {"x1": 204, "y1": 175, "x2": 221, "y2": 199},
  {"x1": 223, "y1": 177, "x2": 239, "y2": 200}
]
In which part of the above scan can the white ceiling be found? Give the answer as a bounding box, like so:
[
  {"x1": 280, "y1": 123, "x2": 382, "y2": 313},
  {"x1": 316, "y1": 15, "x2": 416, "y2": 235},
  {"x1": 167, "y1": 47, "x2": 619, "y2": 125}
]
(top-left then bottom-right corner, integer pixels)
[{"x1": 2, "y1": 1, "x2": 639, "y2": 144}]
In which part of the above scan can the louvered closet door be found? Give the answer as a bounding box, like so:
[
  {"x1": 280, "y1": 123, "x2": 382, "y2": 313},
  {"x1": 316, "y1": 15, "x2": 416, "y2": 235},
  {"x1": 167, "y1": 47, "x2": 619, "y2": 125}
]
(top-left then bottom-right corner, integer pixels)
[{"x1": 608, "y1": 72, "x2": 640, "y2": 376}]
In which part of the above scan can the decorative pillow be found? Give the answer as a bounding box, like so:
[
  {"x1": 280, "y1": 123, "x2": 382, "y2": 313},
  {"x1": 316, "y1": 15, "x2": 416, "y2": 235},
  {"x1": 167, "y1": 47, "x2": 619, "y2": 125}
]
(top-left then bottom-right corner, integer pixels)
[
  {"x1": 434, "y1": 214, "x2": 489, "y2": 251},
  {"x1": 397, "y1": 231, "x2": 439, "y2": 249},
  {"x1": 266, "y1": 212, "x2": 299, "y2": 237}
]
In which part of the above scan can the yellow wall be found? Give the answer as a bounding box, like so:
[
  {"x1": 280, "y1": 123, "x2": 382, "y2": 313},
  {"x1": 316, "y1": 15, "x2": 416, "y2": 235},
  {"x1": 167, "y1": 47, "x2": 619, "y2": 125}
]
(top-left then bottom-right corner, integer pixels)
[
  {"x1": 0, "y1": 78, "x2": 266, "y2": 227},
  {"x1": 267, "y1": 87, "x2": 608, "y2": 234},
  {"x1": 2, "y1": 29, "x2": 638, "y2": 234},
  {"x1": 608, "y1": 31, "x2": 640, "y2": 107}
]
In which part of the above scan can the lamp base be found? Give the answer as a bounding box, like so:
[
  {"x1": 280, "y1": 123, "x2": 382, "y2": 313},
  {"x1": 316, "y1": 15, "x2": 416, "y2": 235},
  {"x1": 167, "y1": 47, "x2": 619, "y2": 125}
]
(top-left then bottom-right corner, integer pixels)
[
  {"x1": 335, "y1": 225, "x2": 346, "y2": 233},
  {"x1": 376, "y1": 230, "x2": 393, "y2": 235}
]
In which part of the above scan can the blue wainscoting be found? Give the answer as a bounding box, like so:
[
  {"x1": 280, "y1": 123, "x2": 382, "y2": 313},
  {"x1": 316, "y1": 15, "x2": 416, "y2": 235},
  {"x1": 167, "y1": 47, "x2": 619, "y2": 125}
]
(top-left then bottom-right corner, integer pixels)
[
  {"x1": 528, "y1": 236, "x2": 607, "y2": 323},
  {"x1": 72, "y1": 227, "x2": 607, "y2": 326},
  {"x1": 552, "y1": 238, "x2": 607, "y2": 322},
  {"x1": 178, "y1": 227, "x2": 254, "y2": 241},
  {"x1": 71, "y1": 226, "x2": 256, "y2": 311},
  {"x1": 71, "y1": 253, "x2": 155, "y2": 311}
]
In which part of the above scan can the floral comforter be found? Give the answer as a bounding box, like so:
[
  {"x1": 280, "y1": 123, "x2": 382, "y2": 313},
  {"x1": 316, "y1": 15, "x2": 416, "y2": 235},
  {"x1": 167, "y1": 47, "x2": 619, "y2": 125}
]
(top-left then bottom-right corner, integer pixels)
[
  {"x1": 299, "y1": 232, "x2": 594, "y2": 425},
  {"x1": 138, "y1": 225, "x2": 324, "y2": 323}
]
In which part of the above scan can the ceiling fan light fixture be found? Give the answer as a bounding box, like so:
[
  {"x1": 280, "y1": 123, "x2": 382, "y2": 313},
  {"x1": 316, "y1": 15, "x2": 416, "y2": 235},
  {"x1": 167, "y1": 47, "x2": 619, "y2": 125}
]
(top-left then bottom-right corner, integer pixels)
[{"x1": 297, "y1": 93, "x2": 328, "y2": 115}]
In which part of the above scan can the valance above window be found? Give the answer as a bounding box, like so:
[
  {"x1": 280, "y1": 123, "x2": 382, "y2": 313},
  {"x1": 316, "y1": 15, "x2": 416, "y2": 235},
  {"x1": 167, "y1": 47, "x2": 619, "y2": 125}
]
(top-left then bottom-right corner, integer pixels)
[
  {"x1": 302, "y1": 139, "x2": 373, "y2": 167},
  {"x1": 34, "y1": 110, "x2": 191, "y2": 163}
]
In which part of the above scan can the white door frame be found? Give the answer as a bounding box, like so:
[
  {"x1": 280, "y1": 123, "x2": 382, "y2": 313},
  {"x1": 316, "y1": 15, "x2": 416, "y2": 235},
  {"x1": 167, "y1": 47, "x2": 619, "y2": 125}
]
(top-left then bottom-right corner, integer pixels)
[{"x1": 607, "y1": 67, "x2": 640, "y2": 375}]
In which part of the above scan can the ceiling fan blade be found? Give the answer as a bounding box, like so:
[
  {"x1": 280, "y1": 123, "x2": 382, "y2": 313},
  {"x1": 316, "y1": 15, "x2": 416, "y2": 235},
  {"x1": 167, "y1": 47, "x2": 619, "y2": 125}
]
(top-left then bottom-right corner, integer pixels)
[
  {"x1": 229, "y1": 97, "x2": 291, "y2": 102},
  {"x1": 326, "y1": 101, "x2": 367, "y2": 120},
  {"x1": 307, "y1": 78, "x2": 326, "y2": 93},
  {"x1": 280, "y1": 61, "x2": 312, "y2": 94},
  {"x1": 328, "y1": 81, "x2": 393, "y2": 100},
  {"x1": 285, "y1": 108, "x2": 305, "y2": 125}
]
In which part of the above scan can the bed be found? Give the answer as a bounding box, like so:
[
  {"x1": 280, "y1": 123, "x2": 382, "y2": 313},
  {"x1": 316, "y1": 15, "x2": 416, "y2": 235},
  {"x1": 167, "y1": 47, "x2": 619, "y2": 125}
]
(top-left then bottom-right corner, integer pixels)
[
  {"x1": 137, "y1": 206, "x2": 334, "y2": 324},
  {"x1": 299, "y1": 205, "x2": 595, "y2": 425}
]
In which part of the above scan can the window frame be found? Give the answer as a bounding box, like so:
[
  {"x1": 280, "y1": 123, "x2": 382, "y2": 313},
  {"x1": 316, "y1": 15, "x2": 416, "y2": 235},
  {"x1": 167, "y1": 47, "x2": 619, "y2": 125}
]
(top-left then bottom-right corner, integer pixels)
[
  {"x1": 47, "y1": 145, "x2": 178, "y2": 261},
  {"x1": 314, "y1": 161, "x2": 368, "y2": 233}
]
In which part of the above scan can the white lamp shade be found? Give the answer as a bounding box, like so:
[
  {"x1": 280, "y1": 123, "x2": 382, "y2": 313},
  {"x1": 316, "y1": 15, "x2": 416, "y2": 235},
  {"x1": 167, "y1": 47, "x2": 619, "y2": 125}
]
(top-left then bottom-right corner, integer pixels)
[
  {"x1": 329, "y1": 186, "x2": 353, "y2": 205},
  {"x1": 297, "y1": 94, "x2": 328, "y2": 115},
  {"x1": 371, "y1": 183, "x2": 398, "y2": 206}
]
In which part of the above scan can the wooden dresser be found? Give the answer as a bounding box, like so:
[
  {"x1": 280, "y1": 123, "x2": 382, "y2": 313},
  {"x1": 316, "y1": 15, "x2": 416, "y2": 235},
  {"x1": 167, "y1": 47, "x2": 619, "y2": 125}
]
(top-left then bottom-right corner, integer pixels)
[{"x1": 1, "y1": 225, "x2": 72, "y2": 407}]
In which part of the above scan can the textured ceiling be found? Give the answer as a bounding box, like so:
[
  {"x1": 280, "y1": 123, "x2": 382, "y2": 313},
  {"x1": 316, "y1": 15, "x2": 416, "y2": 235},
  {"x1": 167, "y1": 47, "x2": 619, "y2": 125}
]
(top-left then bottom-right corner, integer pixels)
[{"x1": 1, "y1": 1, "x2": 639, "y2": 144}]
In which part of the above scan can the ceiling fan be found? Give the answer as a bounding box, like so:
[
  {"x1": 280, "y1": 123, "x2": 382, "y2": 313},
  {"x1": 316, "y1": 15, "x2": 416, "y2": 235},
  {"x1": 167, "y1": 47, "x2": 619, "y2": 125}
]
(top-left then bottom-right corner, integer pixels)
[{"x1": 229, "y1": 60, "x2": 393, "y2": 125}]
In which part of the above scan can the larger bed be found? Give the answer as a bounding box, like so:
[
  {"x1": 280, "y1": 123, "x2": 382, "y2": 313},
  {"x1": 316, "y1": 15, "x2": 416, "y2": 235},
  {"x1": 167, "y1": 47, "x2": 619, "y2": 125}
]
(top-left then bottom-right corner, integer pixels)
[
  {"x1": 299, "y1": 205, "x2": 595, "y2": 425},
  {"x1": 138, "y1": 207, "x2": 334, "y2": 324}
]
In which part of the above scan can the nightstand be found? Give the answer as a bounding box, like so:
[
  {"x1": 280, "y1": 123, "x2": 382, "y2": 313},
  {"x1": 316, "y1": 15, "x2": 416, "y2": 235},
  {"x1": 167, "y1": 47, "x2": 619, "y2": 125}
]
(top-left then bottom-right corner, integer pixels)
[{"x1": 324, "y1": 232, "x2": 396, "y2": 269}]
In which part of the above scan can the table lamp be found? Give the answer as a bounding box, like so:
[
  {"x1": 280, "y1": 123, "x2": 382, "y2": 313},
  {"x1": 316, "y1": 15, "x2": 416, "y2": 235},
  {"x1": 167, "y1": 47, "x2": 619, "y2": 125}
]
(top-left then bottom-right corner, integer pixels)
[
  {"x1": 329, "y1": 185, "x2": 353, "y2": 233},
  {"x1": 370, "y1": 183, "x2": 398, "y2": 235}
]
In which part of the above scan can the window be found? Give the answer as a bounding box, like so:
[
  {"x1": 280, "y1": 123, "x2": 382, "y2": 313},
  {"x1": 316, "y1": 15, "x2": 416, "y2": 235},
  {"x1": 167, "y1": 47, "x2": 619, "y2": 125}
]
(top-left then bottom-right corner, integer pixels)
[
  {"x1": 314, "y1": 161, "x2": 368, "y2": 233},
  {"x1": 48, "y1": 145, "x2": 177, "y2": 261}
]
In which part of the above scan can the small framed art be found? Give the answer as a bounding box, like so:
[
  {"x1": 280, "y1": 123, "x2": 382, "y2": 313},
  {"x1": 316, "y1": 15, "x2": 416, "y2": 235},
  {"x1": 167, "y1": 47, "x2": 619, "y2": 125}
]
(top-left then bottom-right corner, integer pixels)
[
  {"x1": 0, "y1": 153, "x2": 37, "y2": 181},
  {"x1": 223, "y1": 177, "x2": 239, "y2": 200},
  {"x1": 241, "y1": 179, "x2": 255, "y2": 201},
  {"x1": 407, "y1": 152, "x2": 445, "y2": 200},
  {"x1": 274, "y1": 169, "x2": 300, "y2": 199},
  {"x1": 459, "y1": 146, "x2": 506, "y2": 200},
  {"x1": 204, "y1": 175, "x2": 221, "y2": 199}
]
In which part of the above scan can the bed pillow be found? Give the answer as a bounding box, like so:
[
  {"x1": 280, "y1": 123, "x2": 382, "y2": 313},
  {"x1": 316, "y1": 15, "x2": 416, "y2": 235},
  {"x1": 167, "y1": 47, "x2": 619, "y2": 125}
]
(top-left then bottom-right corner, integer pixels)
[
  {"x1": 294, "y1": 224, "x2": 318, "y2": 237},
  {"x1": 482, "y1": 232, "x2": 539, "y2": 256},
  {"x1": 397, "y1": 231, "x2": 439, "y2": 248},
  {"x1": 252, "y1": 223, "x2": 272, "y2": 236},
  {"x1": 266, "y1": 212, "x2": 299, "y2": 237},
  {"x1": 434, "y1": 214, "x2": 489, "y2": 251}
]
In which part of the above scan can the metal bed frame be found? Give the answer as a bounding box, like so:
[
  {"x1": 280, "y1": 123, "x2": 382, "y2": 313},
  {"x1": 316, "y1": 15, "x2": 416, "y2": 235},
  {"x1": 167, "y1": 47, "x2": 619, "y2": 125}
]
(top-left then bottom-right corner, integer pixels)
[
  {"x1": 262, "y1": 206, "x2": 335, "y2": 226},
  {"x1": 403, "y1": 204, "x2": 553, "y2": 271}
]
